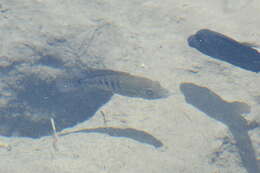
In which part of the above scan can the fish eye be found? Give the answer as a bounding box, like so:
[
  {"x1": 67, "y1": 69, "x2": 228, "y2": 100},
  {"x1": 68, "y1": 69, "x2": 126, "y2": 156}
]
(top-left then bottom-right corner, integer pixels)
[
  {"x1": 198, "y1": 38, "x2": 204, "y2": 43},
  {"x1": 145, "y1": 89, "x2": 154, "y2": 97}
]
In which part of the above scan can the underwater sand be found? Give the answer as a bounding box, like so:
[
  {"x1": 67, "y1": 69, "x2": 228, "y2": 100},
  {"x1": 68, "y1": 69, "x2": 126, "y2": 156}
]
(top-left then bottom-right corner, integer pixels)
[{"x1": 0, "y1": 0, "x2": 259, "y2": 173}]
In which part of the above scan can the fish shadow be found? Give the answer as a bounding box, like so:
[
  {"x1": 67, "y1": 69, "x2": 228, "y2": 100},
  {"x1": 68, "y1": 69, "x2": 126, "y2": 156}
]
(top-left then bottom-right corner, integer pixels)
[
  {"x1": 180, "y1": 83, "x2": 260, "y2": 173},
  {"x1": 60, "y1": 127, "x2": 163, "y2": 148}
]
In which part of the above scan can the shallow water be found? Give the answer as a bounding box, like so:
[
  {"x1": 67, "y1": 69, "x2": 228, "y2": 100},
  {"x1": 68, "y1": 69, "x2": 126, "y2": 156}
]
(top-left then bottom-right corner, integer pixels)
[{"x1": 0, "y1": 0, "x2": 259, "y2": 173}]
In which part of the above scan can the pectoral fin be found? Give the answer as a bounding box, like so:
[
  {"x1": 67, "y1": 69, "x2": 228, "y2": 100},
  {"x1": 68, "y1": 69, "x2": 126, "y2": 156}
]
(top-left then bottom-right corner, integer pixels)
[{"x1": 240, "y1": 42, "x2": 260, "y2": 49}]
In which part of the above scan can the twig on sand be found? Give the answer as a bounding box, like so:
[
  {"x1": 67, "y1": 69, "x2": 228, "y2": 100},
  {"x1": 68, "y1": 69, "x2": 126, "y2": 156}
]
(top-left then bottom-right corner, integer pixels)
[
  {"x1": 50, "y1": 118, "x2": 59, "y2": 151},
  {"x1": 100, "y1": 110, "x2": 108, "y2": 126}
]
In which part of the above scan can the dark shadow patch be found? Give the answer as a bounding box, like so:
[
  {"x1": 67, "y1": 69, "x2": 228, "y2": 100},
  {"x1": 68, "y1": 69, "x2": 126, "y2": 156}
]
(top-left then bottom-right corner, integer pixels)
[
  {"x1": 0, "y1": 24, "x2": 116, "y2": 138},
  {"x1": 60, "y1": 127, "x2": 163, "y2": 148},
  {"x1": 188, "y1": 29, "x2": 260, "y2": 72},
  {"x1": 180, "y1": 83, "x2": 260, "y2": 173},
  {"x1": 37, "y1": 55, "x2": 65, "y2": 68},
  {"x1": 0, "y1": 57, "x2": 24, "y2": 75},
  {"x1": 0, "y1": 72, "x2": 113, "y2": 138}
]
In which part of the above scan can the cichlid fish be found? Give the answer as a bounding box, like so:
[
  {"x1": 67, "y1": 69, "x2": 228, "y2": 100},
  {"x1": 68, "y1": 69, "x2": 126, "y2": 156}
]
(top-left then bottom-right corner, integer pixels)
[
  {"x1": 188, "y1": 29, "x2": 260, "y2": 72},
  {"x1": 56, "y1": 69, "x2": 170, "y2": 100}
]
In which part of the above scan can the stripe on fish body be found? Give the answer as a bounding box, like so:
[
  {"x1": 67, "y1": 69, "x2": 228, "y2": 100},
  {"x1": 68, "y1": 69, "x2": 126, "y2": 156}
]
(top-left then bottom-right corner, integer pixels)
[{"x1": 56, "y1": 69, "x2": 170, "y2": 100}]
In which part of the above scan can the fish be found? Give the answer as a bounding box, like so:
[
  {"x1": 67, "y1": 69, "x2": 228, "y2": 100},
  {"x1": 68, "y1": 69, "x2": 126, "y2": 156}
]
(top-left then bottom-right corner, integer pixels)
[
  {"x1": 187, "y1": 29, "x2": 260, "y2": 72},
  {"x1": 56, "y1": 69, "x2": 170, "y2": 100},
  {"x1": 180, "y1": 83, "x2": 260, "y2": 173}
]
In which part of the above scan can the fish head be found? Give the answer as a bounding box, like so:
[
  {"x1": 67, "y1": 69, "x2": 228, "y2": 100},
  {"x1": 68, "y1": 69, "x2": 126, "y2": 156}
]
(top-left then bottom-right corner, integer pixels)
[
  {"x1": 187, "y1": 29, "x2": 232, "y2": 58},
  {"x1": 140, "y1": 82, "x2": 170, "y2": 99},
  {"x1": 188, "y1": 29, "x2": 213, "y2": 48},
  {"x1": 121, "y1": 76, "x2": 171, "y2": 100}
]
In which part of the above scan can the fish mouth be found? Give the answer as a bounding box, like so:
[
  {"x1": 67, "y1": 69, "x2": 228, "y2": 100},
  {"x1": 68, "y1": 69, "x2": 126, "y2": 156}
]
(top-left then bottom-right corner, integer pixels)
[
  {"x1": 144, "y1": 88, "x2": 171, "y2": 100},
  {"x1": 187, "y1": 35, "x2": 196, "y2": 47},
  {"x1": 156, "y1": 88, "x2": 172, "y2": 99}
]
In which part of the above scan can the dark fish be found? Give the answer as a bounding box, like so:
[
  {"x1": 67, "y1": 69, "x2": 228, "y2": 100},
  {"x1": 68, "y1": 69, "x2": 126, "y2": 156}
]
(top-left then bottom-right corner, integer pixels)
[
  {"x1": 180, "y1": 83, "x2": 260, "y2": 173},
  {"x1": 57, "y1": 69, "x2": 170, "y2": 100},
  {"x1": 188, "y1": 29, "x2": 260, "y2": 72}
]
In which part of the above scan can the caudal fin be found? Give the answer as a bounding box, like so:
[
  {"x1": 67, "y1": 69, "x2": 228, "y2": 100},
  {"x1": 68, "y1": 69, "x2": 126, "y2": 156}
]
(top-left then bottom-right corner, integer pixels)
[{"x1": 230, "y1": 101, "x2": 251, "y2": 114}]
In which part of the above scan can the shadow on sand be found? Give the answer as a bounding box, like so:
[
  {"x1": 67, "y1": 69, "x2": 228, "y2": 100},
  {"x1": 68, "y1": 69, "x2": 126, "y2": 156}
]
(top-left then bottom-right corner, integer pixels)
[
  {"x1": 180, "y1": 83, "x2": 259, "y2": 173},
  {"x1": 0, "y1": 73, "x2": 113, "y2": 137},
  {"x1": 60, "y1": 127, "x2": 163, "y2": 148}
]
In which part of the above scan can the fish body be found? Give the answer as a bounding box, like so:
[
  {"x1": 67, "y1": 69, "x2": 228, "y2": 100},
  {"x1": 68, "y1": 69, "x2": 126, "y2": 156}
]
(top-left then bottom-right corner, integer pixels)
[
  {"x1": 188, "y1": 29, "x2": 260, "y2": 72},
  {"x1": 57, "y1": 69, "x2": 170, "y2": 100}
]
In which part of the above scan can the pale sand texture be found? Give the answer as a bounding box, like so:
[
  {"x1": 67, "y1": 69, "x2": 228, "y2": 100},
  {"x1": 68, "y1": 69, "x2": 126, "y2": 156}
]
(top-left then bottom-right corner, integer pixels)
[{"x1": 0, "y1": 0, "x2": 259, "y2": 173}]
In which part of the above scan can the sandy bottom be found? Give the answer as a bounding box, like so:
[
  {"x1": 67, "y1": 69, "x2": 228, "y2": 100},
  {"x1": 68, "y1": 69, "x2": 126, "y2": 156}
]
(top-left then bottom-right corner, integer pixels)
[{"x1": 0, "y1": 0, "x2": 259, "y2": 173}]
